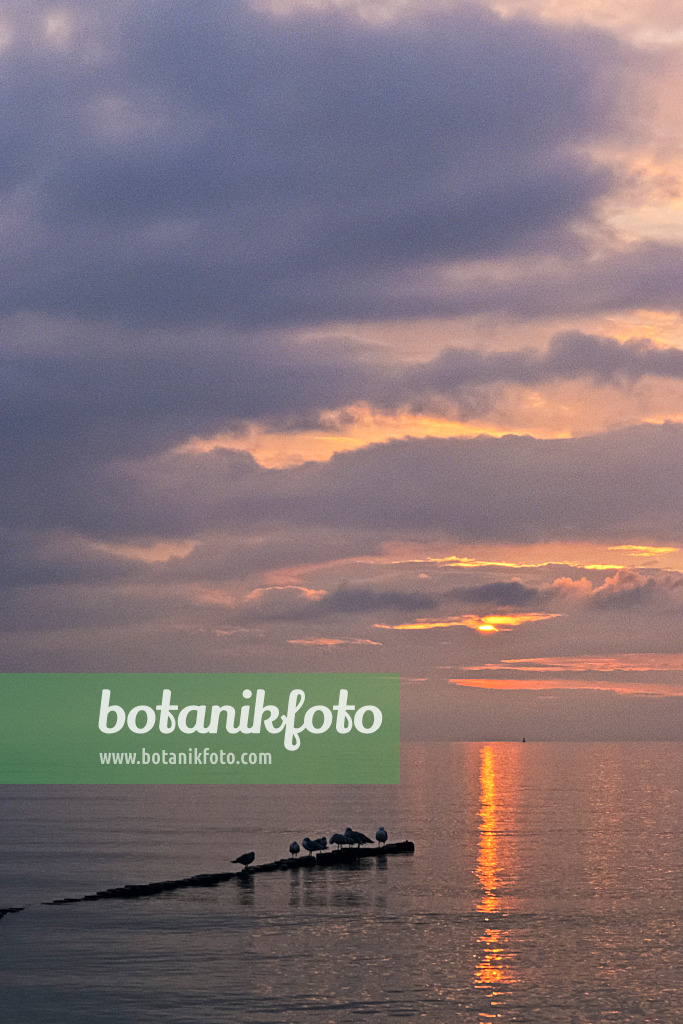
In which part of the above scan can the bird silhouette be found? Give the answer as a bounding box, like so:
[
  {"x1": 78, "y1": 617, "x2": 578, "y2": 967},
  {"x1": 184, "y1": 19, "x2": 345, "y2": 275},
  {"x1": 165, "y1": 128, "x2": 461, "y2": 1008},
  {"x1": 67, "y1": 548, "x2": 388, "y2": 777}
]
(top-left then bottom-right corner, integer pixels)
[
  {"x1": 302, "y1": 836, "x2": 327, "y2": 854},
  {"x1": 232, "y1": 851, "x2": 255, "y2": 870},
  {"x1": 289, "y1": 841, "x2": 300, "y2": 858},
  {"x1": 344, "y1": 827, "x2": 372, "y2": 847},
  {"x1": 375, "y1": 827, "x2": 388, "y2": 846}
]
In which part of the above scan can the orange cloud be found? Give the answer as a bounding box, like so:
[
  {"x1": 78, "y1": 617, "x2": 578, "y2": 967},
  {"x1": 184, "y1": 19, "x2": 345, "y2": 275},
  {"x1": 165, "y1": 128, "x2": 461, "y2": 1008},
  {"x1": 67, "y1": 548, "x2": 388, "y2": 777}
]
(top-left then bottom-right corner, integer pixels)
[
  {"x1": 468, "y1": 654, "x2": 683, "y2": 673},
  {"x1": 375, "y1": 612, "x2": 561, "y2": 632},
  {"x1": 609, "y1": 544, "x2": 680, "y2": 556},
  {"x1": 548, "y1": 576, "x2": 594, "y2": 598},
  {"x1": 451, "y1": 678, "x2": 683, "y2": 695},
  {"x1": 175, "y1": 404, "x2": 512, "y2": 469}
]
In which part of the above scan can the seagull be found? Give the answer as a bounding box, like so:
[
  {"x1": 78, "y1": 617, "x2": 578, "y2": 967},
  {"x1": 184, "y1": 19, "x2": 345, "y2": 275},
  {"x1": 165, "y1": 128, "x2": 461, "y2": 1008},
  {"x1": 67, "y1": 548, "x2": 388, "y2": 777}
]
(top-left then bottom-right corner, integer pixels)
[
  {"x1": 344, "y1": 827, "x2": 372, "y2": 847},
  {"x1": 330, "y1": 832, "x2": 352, "y2": 849},
  {"x1": 232, "y1": 852, "x2": 255, "y2": 870},
  {"x1": 376, "y1": 827, "x2": 388, "y2": 847},
  {"x1": 289, "y1": 841, "x2": 300, "y2": 858},
  {"x1": 303, "y1": 835, "x2": 327, "y2": 851}
]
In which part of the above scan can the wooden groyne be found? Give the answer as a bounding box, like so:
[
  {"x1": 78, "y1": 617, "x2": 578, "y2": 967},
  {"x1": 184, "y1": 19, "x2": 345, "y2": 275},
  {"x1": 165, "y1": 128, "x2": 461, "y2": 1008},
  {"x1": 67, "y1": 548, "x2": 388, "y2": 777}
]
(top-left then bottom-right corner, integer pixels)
[{"x1": 0, "y1": 841, "x2": 414, "y2": 918}]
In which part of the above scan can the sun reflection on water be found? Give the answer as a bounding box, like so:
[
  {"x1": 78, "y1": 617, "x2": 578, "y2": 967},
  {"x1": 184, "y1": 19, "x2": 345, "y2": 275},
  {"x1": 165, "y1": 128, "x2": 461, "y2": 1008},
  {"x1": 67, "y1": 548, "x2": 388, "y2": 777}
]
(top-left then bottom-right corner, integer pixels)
[{"x1": 474, "y1": 745, "x2": 520, "y2": 1004}]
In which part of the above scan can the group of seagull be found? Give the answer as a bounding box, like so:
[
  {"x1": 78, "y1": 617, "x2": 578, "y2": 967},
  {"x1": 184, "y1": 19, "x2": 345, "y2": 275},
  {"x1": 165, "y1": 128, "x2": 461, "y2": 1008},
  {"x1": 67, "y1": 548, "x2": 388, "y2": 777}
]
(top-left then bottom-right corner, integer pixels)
[
  {"x1": 231, "y1": 826, "x2": 388, "y2": 870},
  {"x1": 290, "y1": 826, "x2": 388, "y2": 858}
]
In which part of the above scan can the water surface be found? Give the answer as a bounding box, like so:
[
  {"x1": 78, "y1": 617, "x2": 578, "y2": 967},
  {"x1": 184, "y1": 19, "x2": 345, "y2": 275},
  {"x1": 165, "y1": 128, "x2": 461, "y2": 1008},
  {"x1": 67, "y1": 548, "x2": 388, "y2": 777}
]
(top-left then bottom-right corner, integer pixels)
[{"x1": 1, "y1": 742, "x2": 680, "y2": 1022}]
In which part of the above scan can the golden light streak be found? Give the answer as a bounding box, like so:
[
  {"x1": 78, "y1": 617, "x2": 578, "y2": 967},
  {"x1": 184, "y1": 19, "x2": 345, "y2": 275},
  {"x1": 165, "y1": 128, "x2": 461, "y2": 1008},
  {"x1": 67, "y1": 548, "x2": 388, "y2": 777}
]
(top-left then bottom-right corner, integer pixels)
[
  {"x1": 411, "y1": 556, "x2": 531, "y2": 569},
  {"x1": 609, "y1": 544, "x2": 680, "y2": 556},
  {"x1": 452, "y1": 677, "x2": 683, "y2": 695},
  {"x1": 375, "y1": 613, "x2": 561, "y2": 632},
  {"x1": 174, "y1": 405, "x2": 515, "y2": 469},
  {"x1": 409, "y1": 542, "x2": 683, "y2": 574},
  {"x1": 475, "y1": 746, "x2": 519, "y2": 990},
  {"x1": 582, "y1": 564, "x2": 635, "y2": 571},
  {"x1": 477, "y1": 746, "x2": 498, "y2": 914}
]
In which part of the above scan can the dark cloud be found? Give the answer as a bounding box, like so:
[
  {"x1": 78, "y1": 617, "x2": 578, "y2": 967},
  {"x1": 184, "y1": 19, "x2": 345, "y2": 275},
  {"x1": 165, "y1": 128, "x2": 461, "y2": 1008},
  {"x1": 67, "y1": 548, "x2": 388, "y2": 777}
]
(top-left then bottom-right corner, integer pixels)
[
  {"x1": 238, "y1": 585, "x2": 440, "y2": 623},
  {"x1": 225, "y1": 569, "x2": 683, "y2": 626},
  {"x1": 229, "y1": 578, "x2": 546, "y2": 625},
  {"x1": 3, "y1": 422, "x2": 680, "y2": 545},
  {"x1": 0, "y1": 527, "x2": 136, "y2": 588},
  {"x1": 412, "y1": 331, "x2": 683, "y2": 391},
  {"x1": 0, "y1": 2, "x2": 642, "y2": 325},
  {"x1": 449, "y1": 581, "x2": 543, "y2": 606},
  {"x1": 3, "y1": 330, "x2": 681, "y2": 495}
]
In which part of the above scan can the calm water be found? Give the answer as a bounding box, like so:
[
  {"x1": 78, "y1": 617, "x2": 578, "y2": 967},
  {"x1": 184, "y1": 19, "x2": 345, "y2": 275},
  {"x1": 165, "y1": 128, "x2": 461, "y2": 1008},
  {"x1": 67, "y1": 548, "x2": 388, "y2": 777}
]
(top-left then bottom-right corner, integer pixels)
[{"x1": 0, "y1": 742, "x2": 680, "y2": 1023}]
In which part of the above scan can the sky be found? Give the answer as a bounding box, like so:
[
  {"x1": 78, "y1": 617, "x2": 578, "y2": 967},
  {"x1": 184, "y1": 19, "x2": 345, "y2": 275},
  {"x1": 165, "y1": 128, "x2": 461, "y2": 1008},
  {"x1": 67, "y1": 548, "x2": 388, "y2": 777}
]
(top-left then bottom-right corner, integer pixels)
[{"x1": 1, "y1": 0, "x2": 682, "y2": 739}]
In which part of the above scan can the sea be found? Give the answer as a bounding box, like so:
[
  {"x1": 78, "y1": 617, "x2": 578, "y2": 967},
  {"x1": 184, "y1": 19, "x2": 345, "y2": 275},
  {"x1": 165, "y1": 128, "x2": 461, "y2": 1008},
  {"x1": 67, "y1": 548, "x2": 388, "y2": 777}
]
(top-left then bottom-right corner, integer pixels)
[{"x1": 0, "y1": 742, "x2": 680, "y2": 1023}]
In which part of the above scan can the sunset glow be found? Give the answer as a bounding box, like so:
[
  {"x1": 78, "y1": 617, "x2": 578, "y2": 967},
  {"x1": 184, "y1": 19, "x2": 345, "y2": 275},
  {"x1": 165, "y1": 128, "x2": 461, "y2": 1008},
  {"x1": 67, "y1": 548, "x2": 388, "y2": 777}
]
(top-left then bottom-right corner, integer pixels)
[
  {"x1": 1, "y1": 0, "x2": 681, "y2": 740},
  {"x1": 475, "y1": 746, "x2": 519, "y2": 987},
  {"x1": 452, "y1": 678, "x2": 683, "y2": 696},
  {"x1": 2, "y1": 4, "x2": 683, "y2": 1023},
  {"x1": 375, "y1": 614, "x2": 562, "y2": 633},
  {"x1": 468, "y1": 654, "x2": 683, "y2": 673}
]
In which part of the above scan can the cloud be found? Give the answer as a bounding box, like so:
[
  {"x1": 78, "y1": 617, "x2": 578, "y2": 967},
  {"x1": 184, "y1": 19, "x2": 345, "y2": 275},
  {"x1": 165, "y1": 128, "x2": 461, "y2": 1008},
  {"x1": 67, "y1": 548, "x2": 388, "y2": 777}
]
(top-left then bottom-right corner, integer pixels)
[
  {"x1": 3, "y1": 330, "x2": 682, "y2": 497},
  {"x1": 448, "y1": 580, "x2": 543, "y2": 606},
  {"x1": 184, "y1": 564, "x2": 683, "y2": 628},
  {"x1": 450, "y1": 677, "x2": 681, "y2": 695},
  {"x1": 0, "y1": 1, "x2": 647, "y2": 326},
  {"x1": 589, "y1": 567, "x2": 681, "y2": 608},
  {"x1": 376, "y1": 612, "x2": 560, "y2": 632},
  {"x1": 287, "y1": 638, "x2": 382, "y2": 647},
  {"x1": 3, "y1": 422, "x2": 681, "y2": 547},
  {"x1": 469, "y1": 654, "x2": 683, "y2": 673},
  {"x1": 217, "y1": 584, "x2": 439, "y2": 623}
]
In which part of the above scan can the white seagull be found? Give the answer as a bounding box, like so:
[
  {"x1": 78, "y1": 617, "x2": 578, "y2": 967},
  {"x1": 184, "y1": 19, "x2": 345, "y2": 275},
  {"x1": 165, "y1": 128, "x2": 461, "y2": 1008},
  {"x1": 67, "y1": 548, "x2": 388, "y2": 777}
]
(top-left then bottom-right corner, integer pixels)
[
  {"x1": 375, "y1": 827, "x2": 388, "y2": 846},
  {"x1": 289, "y1": 840, "x2": 300, "y2": 858}
]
